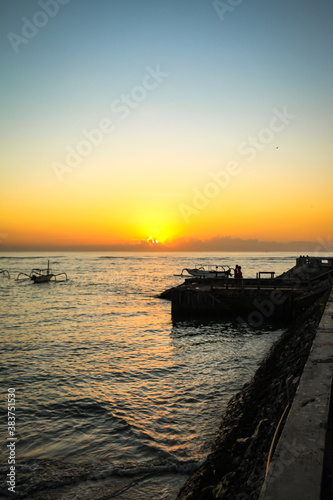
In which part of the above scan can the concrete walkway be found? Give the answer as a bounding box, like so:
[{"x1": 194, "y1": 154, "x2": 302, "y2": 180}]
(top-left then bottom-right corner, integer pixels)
[{"x1": 260, "y1": 290, "x2": 333, "y2": 500}]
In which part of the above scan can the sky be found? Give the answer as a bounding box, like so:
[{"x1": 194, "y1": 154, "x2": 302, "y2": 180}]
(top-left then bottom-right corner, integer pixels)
[{"x1": 1, "y1": 0, "x2": 332, "y2": 251}]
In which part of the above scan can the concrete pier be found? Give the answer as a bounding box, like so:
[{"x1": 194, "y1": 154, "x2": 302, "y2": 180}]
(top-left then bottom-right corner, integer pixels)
[
  {"x1": 161, "y1": 257, "x2": 333, "y2": 324},
  {"x1": 168, "y1": 278, "x2": 329, "y2": 324},
  {"x1": 259, "y1": 290, "x2": 333, "y2": 500}
]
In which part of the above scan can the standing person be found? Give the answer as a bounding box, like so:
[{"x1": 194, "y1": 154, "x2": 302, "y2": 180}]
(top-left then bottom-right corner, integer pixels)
[
  {"x1": 234, "y1": 265, "x2": 243, "y2": 288},
  {"x1": 234, "y1": 265, "x2": 239, "y2": 278}
]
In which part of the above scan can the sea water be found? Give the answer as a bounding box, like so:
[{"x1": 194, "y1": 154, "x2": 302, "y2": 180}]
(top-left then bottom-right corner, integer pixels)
[{"x1": 0, "y1": 252, "x2": 296, "y2": 499}]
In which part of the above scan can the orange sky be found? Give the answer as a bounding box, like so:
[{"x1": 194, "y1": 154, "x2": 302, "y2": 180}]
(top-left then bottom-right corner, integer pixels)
[{"x1": 1, "y1": 153, "x2": 332, "y2": 250}]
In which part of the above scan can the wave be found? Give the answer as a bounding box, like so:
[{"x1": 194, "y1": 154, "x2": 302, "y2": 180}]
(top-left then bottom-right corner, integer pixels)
[
  {"x1": 37, "y1": 398, "x2": 112, "y2": 418},
  {"x1": 0, "y1": 256, "x2": 65, "y2": 260},
  {"x1": 0, "y1": 256, "x2": 46, "y2": 261},
  {"x1": 98, "y1": 256, "x2": 131, "y2": 260},
  {"x1": 0, "y1": 456, "x2": 200, "y2": 499}
]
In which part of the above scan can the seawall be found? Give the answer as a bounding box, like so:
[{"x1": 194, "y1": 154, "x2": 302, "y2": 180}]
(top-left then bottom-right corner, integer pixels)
[
  {"x1": 259, "y1": 289, "x2": 333, "y2": 499},
  {"x1": 176, "y1": 288, "x2": 332, "y2": 499}
]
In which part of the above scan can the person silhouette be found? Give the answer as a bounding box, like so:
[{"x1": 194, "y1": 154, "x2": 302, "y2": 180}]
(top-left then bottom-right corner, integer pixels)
[{"x1": 234, "y1": 265, "x2": 239, "y2": 278}]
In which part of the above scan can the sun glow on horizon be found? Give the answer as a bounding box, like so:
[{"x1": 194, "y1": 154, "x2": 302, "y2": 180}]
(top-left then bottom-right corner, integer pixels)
[
  {"x1": 133, "y1": 207, "x2": 183, "y2": 246},
  {"x1": 147, "y1": 236, "x2": 159, "y2": 244}
]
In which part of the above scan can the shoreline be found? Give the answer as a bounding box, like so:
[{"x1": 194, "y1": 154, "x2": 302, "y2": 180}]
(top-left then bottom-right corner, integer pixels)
[{"x1": 176, "y1": 289, "x2": 330, "y2": 500}]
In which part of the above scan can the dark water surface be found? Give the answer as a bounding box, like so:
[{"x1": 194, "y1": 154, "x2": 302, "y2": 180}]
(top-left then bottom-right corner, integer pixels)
[{"x1": 0, "y1": 252, "x2": 295, "y2": 498}]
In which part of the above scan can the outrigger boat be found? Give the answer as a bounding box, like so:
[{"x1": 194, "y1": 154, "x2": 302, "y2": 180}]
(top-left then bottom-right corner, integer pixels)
[
  {"x1": 16, "y1": 261, "x2": 68, "y2": 283},
  {"x1": 181, "y1": 265, "x2": 232, "y2": 279}
]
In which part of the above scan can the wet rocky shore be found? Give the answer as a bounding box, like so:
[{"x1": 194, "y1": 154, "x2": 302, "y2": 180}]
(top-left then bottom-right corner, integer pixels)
[{"x1": 176, "y1": 289, "x2": 330, "y2": 500}]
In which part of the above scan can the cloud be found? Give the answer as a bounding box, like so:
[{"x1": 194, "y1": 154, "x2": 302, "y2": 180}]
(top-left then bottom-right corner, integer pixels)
[
  {"x1": 0, "y1": 236, "x2": 327, "y2": 252},
  {"x1": 167, "y1": 236, "x2": 325, "y2": 252}
]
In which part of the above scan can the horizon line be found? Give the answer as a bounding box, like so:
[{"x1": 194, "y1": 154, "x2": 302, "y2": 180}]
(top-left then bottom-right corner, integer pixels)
[{"x1": 0, "y1": 241, "x2": 331, "y2": 253}]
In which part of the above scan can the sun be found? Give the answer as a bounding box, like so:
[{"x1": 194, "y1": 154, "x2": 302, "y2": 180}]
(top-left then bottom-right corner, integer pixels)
[{"x1": 147, "y1": 236, "x2": 159, "y2": 245}]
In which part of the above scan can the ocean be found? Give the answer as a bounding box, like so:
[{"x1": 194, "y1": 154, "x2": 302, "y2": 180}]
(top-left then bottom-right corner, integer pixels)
[{"x1": 0, "y1": 252, "x2": 297, "y2": 499}]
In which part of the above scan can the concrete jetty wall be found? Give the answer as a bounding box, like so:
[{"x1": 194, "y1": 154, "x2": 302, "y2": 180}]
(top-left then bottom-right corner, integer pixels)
[
  {"x1": 168, "y1": 278, "x2": 329, "y2": 326},
  {"x1": 171, "y1": 283, "x2": 293, "y2": 321},
  {"x1": 259, "y1": 289, "x2": 333, "y2": 500}
]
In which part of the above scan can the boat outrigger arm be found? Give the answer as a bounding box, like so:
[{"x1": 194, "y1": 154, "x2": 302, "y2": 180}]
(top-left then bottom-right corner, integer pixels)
[
  {"x1": 0, "y1": 269, "x2": 10, "y2": 278},
  {"x1": 16, "y1": 261, "x2": 68, "y2": 283}
]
